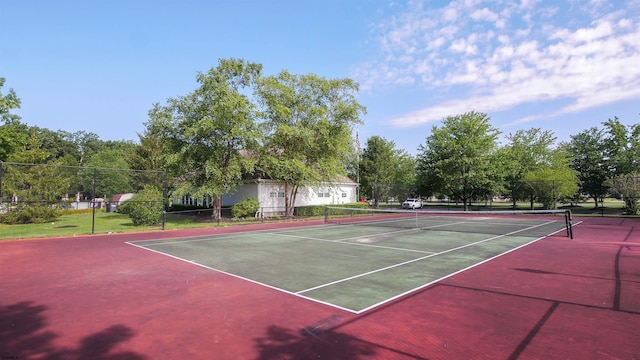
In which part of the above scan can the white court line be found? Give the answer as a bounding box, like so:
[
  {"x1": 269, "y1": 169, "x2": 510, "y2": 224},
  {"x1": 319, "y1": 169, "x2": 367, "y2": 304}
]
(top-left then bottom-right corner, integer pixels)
[{"x1": 295, "y1": 220, "x2": 558, "y2": 295}]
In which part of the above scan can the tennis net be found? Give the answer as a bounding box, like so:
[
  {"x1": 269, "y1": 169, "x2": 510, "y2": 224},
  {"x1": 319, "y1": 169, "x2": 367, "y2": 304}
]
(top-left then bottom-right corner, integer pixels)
[{"x1": 324, "y1": 207, "x2": 573, "y2": 239}]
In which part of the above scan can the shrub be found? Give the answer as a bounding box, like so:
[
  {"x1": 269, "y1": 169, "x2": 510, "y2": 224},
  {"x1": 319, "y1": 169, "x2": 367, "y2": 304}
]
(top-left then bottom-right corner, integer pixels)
[
  {"x1": 0, "y1": 204, "x2": 59, "y2": 224},
  {"x1": 122, "y1": 187, "x2": 164, "y2": 226},
  {"x1": 115, "y1": 199, "x2": 133, "y2": 215},
  {"x1": 231, "y1": 198, "x2": 259, "y2": 219},
  {"x1": 295, "y1": 203, "x2": 369, "y2": 216}
]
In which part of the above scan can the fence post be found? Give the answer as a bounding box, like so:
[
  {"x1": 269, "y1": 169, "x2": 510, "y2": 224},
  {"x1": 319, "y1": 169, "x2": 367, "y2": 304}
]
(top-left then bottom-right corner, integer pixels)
[
  {"x1": 162, "y1": 170, "x2": 167, "y2": 230},
  {"x1": 0, "y1": 162, "x2": 3, "y2": 206},
  {"x1": 91, "y1": 167, "x2": 96, "y2": 235}
]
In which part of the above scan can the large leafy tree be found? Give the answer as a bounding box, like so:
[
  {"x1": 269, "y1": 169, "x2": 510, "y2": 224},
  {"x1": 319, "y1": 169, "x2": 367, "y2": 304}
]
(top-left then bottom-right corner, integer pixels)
[
  {"x1": 359, "y1": 136, "x2": 397, "y2": 206},
  {"x1": 391, "y1": 150, "x2": 418, "y2": 202},
  {"x1": 499, "y1": 128, "x2": 557, "y2": 208},
  {"x1": 523, "y1": 147, "x2": 579, "y2": 209},
  {"x1": 566, "y1": 127, "x2": 608, "y2": 207},
  {"x1": 602, "y1": 117, "x2": 640, "y2": 213},
  {"x1": 603, "y1": 117, "x2": 640, "y2": 176},
  {"x1": 416, "y1": 111, "x2": 500, "y2": 210},
  {"x1": 148, "y1": 58, "x2": 263, "y2": 218},
  {"x1": 256, "y1": 71, "x2": 365, "y2": 215}
]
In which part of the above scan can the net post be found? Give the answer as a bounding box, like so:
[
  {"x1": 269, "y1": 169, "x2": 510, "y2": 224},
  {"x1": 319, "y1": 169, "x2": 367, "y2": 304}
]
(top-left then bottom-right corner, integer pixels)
[
  {"x1": 324, "y1": 206, "x2": 329, "y2": 224},
  {"x1": 565, "y1": 209, "x2": 573, "y2": 239}
]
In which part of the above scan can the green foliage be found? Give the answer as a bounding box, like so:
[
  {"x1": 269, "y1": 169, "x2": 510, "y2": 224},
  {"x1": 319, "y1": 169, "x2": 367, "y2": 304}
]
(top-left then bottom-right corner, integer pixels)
[
  {"x1": 416, "y1": 111, "x2": 500, "y2": 210},
  {"x1": 82, "y1": 149, "x2": 134, "y2": 198},
  {"x1": 0, "y1": 77, "x2": 22, "y2": 125},
  {"x1": 0, "y1": 78, "x2": 27, "y2": 161},
  {"x1": 499, "y1": 128, "x2": 557, "y2": 205},
  {"x1": 148, "y1": 58, "x2": 263, "y2": 219},
  {"x1": 121, "y1": 187, "x2": 164, "y2": 226},
  {"x1": 566, "y1": 127, "x2": 608, "y2": 207},
  {"x1": 606, "y1": 174, "x2": 640, "y2": 215},
  {"x1": 0, "y1": 204, "x2": 59, "y2": 224},
  {"x1": 296, "y1": 203, "x2": 368, "y2": 216},
  {"x1": 1, "y1": 143, "x2": 75, "y2": 225},
  {"x1": 360, "y1": 136, "x2": 397, "y2": 206},
  {"x1": 603, "y1": 117, "x2": 640, "y2": 176},
  {"x1": 231, "y1": 198, "x2": 260, "y2": 219},
  {"x1": 257, "y1": 71, "x2": 365, "y2": 215}
]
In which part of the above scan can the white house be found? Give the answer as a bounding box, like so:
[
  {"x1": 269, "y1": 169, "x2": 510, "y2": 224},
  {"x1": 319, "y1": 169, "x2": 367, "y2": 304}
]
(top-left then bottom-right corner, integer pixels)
[{"x1": 222, "y1": 178, "x2": 358, "y2": 215}]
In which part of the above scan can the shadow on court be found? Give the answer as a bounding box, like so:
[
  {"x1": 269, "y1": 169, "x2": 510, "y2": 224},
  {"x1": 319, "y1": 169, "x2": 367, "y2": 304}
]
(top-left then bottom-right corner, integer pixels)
[
  {"x1": 253, "y1": 323, "x2": 428, "y2": 360},
  {"x1": 0, "y1": 301, "x2": 146, "y2": 360}
]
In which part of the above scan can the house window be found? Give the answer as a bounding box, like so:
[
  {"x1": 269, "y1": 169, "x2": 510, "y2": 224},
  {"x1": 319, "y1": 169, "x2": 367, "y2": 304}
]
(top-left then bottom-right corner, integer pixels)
[
  {"x1": 270, "y1": 192, "x2": 285, "y2": 198},
  {"x1": 342, "y1": 192, "x2": 347, "y2": 198},
  {"x1": 324, "y1": 192, "x2": 330, "y2": 198}
]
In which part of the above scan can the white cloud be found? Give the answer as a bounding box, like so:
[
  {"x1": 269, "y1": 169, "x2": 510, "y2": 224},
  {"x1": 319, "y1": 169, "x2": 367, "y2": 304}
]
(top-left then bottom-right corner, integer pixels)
[
  {"x1": 470, "y1": 7, "x2": 499, "y2": 22},
  {"x1": 357, "y1": 0, "x2": 640, "y2": 128}
]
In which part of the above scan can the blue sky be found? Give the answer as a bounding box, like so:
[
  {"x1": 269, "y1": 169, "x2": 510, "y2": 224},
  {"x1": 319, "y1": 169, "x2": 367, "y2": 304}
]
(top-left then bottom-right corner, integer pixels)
[{"x1": 1, "y1": 0, "x2": 639, "y2": 155}]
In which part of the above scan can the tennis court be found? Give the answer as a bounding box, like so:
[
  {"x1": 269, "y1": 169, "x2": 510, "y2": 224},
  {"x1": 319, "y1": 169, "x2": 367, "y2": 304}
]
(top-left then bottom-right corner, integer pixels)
[
  {"x1": 3, "y1": 210, "x2": 639, "y2": 359},
  {"x1": 128, "y1": 209, "x2": 573, "y2": 313}
]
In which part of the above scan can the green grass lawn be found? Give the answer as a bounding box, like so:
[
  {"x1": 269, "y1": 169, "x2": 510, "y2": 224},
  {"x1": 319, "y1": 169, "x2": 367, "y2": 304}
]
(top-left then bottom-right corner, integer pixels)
[{"x1": 0, "y1": 210, "x2": 230, "y2": 240}]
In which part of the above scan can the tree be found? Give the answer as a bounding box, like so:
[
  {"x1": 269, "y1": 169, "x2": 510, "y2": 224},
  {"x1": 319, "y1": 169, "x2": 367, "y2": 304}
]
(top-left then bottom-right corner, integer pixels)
[
  {"x1": 257, "y1": 71, "x2": 365, "y2": 215},
  {"x1": 416, "y1": 111, "x2": 500, "y2": 210},
  {"x1": 127, "y1": 128, "x2": 168, "y2": 172},
  {"x1": 601, "y1": 116, "x2": 640, "y2": 213},
  {"x1": 1, "y1": 135, "x2": 73, "y2": 224},
  {"x1": 359, "y1": 136, "x2": 397, "y2": 206},
  {"x1": 126, "y1": 128, "x2": 169, "y2": 192},
  {"x1": 148, "y1": 58, "x2": 263, "y2": 218},
  {"x1": 82, "y1": 149, "x2": 133, "y2": 199},
  {"x1": 391, "y1": 150, "x2": 418, "y2": 202},
  {"x1": 603, "y1": 116, "x2": 640, "y2": 176},
  {"x1": 606, "y1": 173, "x2": 640, "y2": 214},
  {"x1": 0, "y1": 78, "x2": 28, "y2": 161},
  {"x1": 566, "y1": 127, "x2": 608, "y2": 207},
  {"x1": 522, "y1": 147, "x2": 579, "y2": 209},
  {"x1": 500, "y1": 128, "x2": 557, "y2": 208},
  {"x1": 61, "y1": 130, "x2": 103, "y2": 166},
  {"x1": 0, "y1": 78, "x2": 21, "y2": 124},
  {"x1": 24, "y1": 127, "x2": 81, "y2": 165}
]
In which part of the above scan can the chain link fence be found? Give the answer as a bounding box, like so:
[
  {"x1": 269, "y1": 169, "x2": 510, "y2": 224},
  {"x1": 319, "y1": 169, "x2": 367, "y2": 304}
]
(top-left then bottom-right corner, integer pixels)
[{"x1": 0, "y1": 162, "x2": 166, "y2": 235}]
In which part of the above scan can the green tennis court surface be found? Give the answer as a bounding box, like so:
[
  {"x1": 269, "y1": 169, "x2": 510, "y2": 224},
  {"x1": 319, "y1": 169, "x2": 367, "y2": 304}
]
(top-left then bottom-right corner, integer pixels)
[{"x1": 128, "y1": 216, "x2": 569, "y2": 313}]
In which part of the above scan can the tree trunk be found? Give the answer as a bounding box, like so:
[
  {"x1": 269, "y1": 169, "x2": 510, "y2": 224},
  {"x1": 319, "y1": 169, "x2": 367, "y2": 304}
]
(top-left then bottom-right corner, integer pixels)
[
  {"x1": 284, "y1": 181, "x2": 290, "y2": 217},
  {"x1": 213, "y1": 195, "x2": 222, "y2": 220},
  {"x1": 530, "y1": 195, "x2": 535, "y2": 210}
]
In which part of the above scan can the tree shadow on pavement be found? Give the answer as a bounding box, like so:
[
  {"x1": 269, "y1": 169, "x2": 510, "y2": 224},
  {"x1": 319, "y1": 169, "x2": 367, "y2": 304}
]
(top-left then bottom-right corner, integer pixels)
[
  {"x1": 0, "y1": 301, "x2": 146, "y2": 360},
  {"x1": 253, "y1": 319, "x2": 427, "y2": 360}
]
